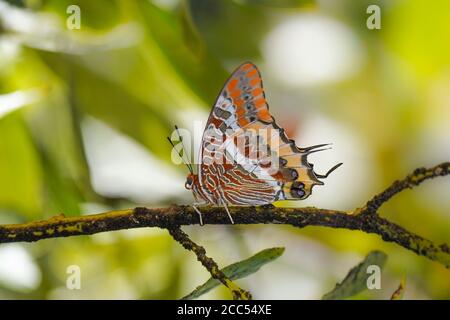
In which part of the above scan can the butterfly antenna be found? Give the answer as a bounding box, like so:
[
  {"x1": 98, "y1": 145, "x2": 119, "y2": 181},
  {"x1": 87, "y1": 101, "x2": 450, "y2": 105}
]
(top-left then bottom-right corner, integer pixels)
[
  {"x1": 301, "y1": 143, "x2": 332, "y2": 153},
  {"x1": 306, "y1": 147, "x2": 332, "y2": 155},
  {"x1": 167, "y1": 136, "x2": 193, "y2": 174},
  {"x1": 174, "y1": 125, "x2": 194, "y2": 173},
  {"x1": 315, "y1": 163, "x2": 343, "y2": 179}
]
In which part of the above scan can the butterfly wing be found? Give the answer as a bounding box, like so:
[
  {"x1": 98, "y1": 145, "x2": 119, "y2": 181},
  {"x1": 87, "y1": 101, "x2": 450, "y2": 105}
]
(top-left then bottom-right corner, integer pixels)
[{"x1": 198, "y1": 62, "x2": 323, "y2": 205}]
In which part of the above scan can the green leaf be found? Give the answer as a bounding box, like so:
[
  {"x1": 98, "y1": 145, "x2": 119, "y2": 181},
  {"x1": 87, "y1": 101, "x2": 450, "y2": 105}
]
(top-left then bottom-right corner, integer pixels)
[
  {"x1": 0, "y1": 113, "x2": 42, "y2": 219},
  {"x1": 238, "y1": 0, "x2": 314, "y2": 7},
  {"x1": 180, "y1": 0, "x2": 206, "y2": 60},
  {"x1": 138, "y1": 1, "x2": 228, "y2": 104},
  {"x1": 322, "y1": 250, "x2": 388, "y2": 300},
  {"x1": 187, "y1": 0, "x2": 269, "y2": 61},
  {"x1": 183, "y1": 247, "x2": 285, "y2": 300}
]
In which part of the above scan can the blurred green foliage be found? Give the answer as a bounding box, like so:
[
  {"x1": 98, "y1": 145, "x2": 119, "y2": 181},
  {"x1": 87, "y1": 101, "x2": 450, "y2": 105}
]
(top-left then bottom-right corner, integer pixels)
[
  {"x1": 322, "y1": 251, "x2": 387, "y2": 300},
  {"x1": 0, "y1": 0, "x2": 449, "y2": 299},
  {"x1": 184, "y1": 247, "x2": 284, "y2": 299}
]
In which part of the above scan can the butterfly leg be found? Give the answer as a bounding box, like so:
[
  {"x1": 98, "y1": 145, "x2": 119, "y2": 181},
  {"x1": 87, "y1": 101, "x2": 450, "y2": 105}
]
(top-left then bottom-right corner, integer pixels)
[
  {"x1": 219, "y1": 199, "x2": 235, "y2": 224},
  {"x1": 192, "y1": 204, "x2": 204, "y2": 226}
]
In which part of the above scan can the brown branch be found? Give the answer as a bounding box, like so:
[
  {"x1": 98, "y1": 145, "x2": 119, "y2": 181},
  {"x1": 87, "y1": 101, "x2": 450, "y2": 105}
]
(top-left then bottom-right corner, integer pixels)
[
  {"x1": 0, "y1": 162, "x2": 449, "y2": 270},
  {"x1": 362, "y1": 162, "x2": 450, "y2": 215},
  {"x1": 167, "y1": 227, "x2": 251, "y2": 300}
]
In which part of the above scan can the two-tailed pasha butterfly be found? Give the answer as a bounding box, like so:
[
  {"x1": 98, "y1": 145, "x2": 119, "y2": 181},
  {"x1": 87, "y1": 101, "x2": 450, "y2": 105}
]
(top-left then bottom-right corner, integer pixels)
[{"x1": 168, "y1": 62, "x2": 341, "y2": 225}]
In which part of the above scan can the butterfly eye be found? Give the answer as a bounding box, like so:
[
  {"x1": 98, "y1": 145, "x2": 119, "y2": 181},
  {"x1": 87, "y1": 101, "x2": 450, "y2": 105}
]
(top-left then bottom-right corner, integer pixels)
[{"x1": 185, "y1": 177, "x2": 193, "y2": 189}]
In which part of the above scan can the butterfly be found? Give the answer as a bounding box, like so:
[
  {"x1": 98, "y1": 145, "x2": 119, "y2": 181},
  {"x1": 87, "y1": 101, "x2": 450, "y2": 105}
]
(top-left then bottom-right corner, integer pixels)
[{"x1": 168, "y1": 62, "x2": 341, "y2": 225}]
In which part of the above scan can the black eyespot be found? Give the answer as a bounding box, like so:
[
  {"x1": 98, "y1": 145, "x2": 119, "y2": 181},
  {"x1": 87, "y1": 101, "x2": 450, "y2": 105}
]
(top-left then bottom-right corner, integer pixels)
[
  {"x1": 280, "y1": 158, "x2": 288, "y2": 166},
  {"x1": 292, "y1": 181, "x2": 305, "y2": 189},
  {"x1": 296, "y1": 188, "x2": 305, "y2": 197},
  {"x1": 290, "y1": 169, "x2": 298, "y2": 180},
  {"x1": 290, "y1": 181, "x2": 305, "y2": 198},
  {"x1": 249, "y1": 116, "x2": 256, "y2": 122}
]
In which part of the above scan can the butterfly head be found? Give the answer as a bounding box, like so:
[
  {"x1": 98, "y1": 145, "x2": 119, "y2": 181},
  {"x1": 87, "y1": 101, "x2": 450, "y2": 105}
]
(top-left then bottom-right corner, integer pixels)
[{"x1": 185, "y1": 173, "x2": 197, "y2": 190}]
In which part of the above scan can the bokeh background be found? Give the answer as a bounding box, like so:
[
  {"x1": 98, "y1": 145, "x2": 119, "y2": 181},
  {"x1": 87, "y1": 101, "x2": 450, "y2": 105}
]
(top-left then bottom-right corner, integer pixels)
[{"x1": 0, "y1": 0, "x2": 449, "y2": 299}]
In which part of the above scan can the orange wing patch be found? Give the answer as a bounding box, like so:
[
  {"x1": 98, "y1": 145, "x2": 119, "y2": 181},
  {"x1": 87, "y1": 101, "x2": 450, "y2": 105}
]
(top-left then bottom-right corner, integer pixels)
[
  {"x1": 222, "y1": 63, "x2": 273, "y2": 126},
  {"x1": 227, "y1": 78, "x2": 238, "y2": 91},
  {"x1": 246, "y1": 68, "x2": 258, "y2": 78}
]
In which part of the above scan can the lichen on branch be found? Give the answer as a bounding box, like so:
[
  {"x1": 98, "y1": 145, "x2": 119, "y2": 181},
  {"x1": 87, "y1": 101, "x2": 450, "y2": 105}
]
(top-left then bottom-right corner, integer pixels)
[
  {"x1": 168, "y1": 227, "x2": 252, "y2": 300},
  {"x1": 0, "y1": 162, "x2": 449, "y2": 273}
]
